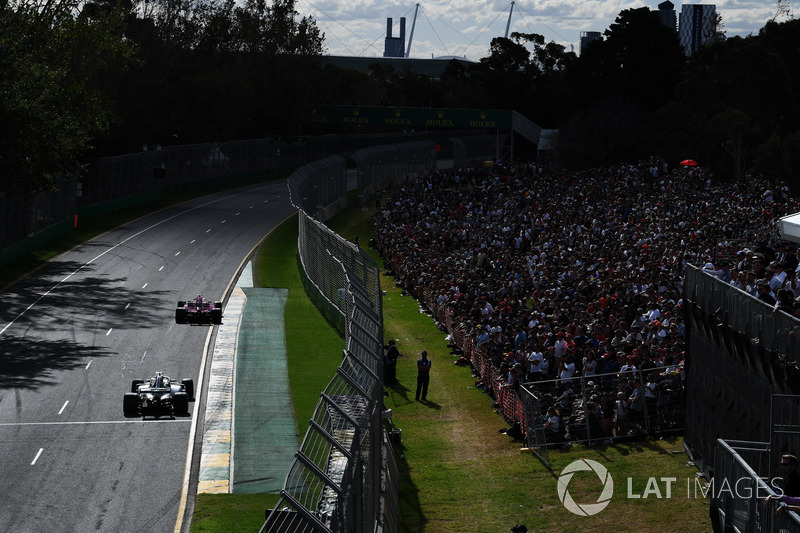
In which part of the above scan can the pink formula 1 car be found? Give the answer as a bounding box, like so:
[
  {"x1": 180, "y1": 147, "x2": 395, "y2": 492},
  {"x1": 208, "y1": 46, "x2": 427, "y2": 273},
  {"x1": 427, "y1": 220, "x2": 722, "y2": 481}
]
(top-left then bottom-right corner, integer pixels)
[{"x1": 175, "y1": 295, "x2": 222, "y2": 324}]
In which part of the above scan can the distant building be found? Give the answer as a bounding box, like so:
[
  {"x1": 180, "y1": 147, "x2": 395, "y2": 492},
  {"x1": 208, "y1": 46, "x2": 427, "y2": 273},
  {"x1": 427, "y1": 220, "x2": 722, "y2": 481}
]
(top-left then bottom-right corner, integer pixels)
[
  {"x1": 579, "y1": 31, "x2": 602, "y2": 55},
  {"x1": 656, "y1": 0, "x2": 678, "y2": 33},
  {"x1": 383, "y1": 17, "x2": 406, "y2": 58},
  {"x1": 679, "y1": 3, "x2": 716, "y2": 56}
]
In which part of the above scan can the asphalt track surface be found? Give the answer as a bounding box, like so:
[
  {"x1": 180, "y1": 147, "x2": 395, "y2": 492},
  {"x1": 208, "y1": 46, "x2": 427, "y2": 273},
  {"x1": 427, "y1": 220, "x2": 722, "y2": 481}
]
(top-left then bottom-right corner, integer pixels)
[{"x1": 0, "y1": 181, "x2": 295, "y2": 533}]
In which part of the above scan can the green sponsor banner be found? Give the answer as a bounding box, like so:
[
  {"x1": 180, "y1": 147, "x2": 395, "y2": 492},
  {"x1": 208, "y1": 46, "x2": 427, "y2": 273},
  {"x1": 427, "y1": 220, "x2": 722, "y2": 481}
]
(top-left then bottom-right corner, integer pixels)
[{"x1": 308, "y1": 106, "x2": 511, "y2": 129}]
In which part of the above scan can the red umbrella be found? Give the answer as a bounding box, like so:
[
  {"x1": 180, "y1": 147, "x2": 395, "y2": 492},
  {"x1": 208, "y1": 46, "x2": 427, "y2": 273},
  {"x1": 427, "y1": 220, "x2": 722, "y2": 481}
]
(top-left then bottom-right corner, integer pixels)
[{"x1": 680, "y1": 159, "x2": 698, "y2": 167}]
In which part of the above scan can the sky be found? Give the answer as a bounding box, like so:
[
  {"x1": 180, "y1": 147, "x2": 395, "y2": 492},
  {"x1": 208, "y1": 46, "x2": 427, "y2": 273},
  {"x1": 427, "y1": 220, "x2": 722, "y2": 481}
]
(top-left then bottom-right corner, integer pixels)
[{"x1": 293, "y1": 0, "x2": 790, "y2": 61}]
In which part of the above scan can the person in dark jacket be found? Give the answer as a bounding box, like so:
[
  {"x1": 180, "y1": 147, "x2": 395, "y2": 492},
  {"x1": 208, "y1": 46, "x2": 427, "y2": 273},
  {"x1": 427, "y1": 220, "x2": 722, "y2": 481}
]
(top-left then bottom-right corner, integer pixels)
[{"x1": 384, "y1": 339, "x2": 401, "y2": 385}]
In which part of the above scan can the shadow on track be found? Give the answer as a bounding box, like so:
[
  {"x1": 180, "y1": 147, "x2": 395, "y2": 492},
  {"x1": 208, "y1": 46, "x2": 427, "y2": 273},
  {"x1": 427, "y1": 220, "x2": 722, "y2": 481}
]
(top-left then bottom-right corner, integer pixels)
[{"x1": 0, "y1": 336, "x2": 116, "y2": 390}]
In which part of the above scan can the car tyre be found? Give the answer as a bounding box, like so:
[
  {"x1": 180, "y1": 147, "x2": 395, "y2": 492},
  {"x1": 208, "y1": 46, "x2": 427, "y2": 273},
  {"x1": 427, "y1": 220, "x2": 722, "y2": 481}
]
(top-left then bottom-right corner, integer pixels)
[
  {"x1": 211, "y1": 309, "x2": 222, "y2": 324},
  {"x1": 182, "y1": 379, "x2": 194, "y2": 400},
  {"x1": 123, "y1": 393, "x2": 139, "y2": 415},
  {"x1": 176, "y1": 308, "x2": 186, "y2": 324},
  {"x1": 131, "y1": 379, "x2": 144, "y2": 392},
  {"x1": 174, "y1": 392, "x2": 189, "y2": 414}
]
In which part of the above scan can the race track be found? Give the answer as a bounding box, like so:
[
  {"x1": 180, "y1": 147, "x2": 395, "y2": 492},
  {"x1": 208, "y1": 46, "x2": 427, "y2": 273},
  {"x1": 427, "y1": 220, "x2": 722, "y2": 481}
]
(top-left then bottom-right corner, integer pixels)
[{"x1": 0, "y1": 181, "x2": 294, "y2": 533}]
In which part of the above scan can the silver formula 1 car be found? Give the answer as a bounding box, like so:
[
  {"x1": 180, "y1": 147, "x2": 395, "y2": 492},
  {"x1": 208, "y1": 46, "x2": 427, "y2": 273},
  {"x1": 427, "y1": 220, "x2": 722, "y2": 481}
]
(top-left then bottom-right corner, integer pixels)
[
  {"x1": 175, "y1": 295, "x2": 222, "y2": 325},
  {"x1": 123, "y1": 372, "x2": 194, "y2": 416}
]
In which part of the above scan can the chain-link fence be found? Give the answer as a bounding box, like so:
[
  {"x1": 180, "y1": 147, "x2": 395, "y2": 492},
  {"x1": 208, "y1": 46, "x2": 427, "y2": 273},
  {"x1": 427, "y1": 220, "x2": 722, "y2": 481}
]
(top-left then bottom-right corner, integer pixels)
[
  {"x1": 519, "y1": 368, "x2": 685, "y2": 451},
  {"x1": 295, "y1": 212, "x2": 382, "y2": 332},
  {"x1": 287, "y1": 155, "x2": 348, "y2": 220},
  {"x1": 1, "y1": 131, "x2": 488, "y2": 268},
  {"x1": 261, "y1": 141, "x2": 446, "y2": 532},
  {"x1": 451, "y1": 134, "x2": 505, "y2": 168},
  {"x1": 81, "y1": 139, "x2": 299, "y2": 205},
  {"x1": 261, "y1": 218, "x2": 389, "y2": 533},
  {"x1": 352, "y1": 141, "x2": 436, "y2": 206}
]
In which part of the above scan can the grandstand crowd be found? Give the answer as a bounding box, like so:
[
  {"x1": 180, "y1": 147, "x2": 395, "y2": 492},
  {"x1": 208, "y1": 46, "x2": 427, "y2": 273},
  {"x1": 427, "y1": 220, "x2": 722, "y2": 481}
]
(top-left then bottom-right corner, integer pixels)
[{"x1": 372, "y1": 160, "x2": 800, "y2": 442}]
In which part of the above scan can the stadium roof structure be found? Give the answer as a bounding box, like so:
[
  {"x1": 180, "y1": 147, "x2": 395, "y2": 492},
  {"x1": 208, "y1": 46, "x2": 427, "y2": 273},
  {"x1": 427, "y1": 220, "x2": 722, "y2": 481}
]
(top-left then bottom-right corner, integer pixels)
[{"x1": 778, "y1": 212, "x2": 800, "y2": 243}]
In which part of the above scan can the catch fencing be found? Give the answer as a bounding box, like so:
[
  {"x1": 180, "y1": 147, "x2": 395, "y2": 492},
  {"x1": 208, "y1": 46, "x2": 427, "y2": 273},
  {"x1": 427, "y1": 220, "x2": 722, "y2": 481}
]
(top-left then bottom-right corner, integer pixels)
[
  {"x1": 285, "y1": 141, "x2": 436, "y2": 219},
  {"x1": 260, "y1": 258, "x2": 388, "y2": 533},
  {"x1": 0, "y1": 177, "x2": 79, "y2": 262},
  {"x1": 0, "y1": 138, "x2": 297, "y2": 267},
  {"x1": 263, "y1": 141, "x2": 441, "y2": 533},
  {"x1": 286, "y1": 155, "x2": 349, "y2": 221},
  {"x1": 351, "y1": 141, "x2": 436, "y2": 206},
  {"x1": 451, "y1": 134, "x2": 506, "y2": 168}
]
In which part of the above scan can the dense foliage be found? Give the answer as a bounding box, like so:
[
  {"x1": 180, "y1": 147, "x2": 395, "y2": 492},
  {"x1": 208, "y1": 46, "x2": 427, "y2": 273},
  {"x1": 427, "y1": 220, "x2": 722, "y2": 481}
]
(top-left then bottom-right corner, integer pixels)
[{"x1": 1, "y1": 0, "x2": 799, "y2": 193}]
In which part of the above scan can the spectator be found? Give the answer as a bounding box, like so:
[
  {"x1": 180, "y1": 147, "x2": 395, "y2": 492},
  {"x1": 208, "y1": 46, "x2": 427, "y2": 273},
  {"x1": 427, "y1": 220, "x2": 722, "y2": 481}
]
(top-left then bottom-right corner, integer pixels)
[
  {"x1": 558, "y1": 355, "x2": 575, "y2": 389},
  {"x1": 626, "y1": 378, "x2": 645, "y2": 434},
  {"x1": 770, "y1": 261, "x2": 787, "y2": 292},
  {"x1": 543, "y1": 407, "x2": 561, "y2": 440},
  {"x1": 615, "y1": 391, "x2": 628, "y2": 436},
  {"x1": 757, "y1": 280, "x2": 777, "y2": 306},
  {"x1": 416, "y1": 351, "x2": 431, "y2": 401},
  {"x1": 384, "y1": 339, "x2": 401, "y2": 385},
  {"x1": 526, "y1": 348, "x2": 543, "y2": 382},
  {"x1": 776, "y1": 454, "x2": 800, "y2": 497}
]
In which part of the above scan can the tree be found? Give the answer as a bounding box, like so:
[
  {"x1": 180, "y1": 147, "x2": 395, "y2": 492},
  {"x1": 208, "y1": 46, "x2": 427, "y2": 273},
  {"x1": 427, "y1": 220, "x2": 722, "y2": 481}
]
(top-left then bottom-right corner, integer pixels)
[
  {"x1": 670, "y1": 36, "x2": 797, "y2": 177},
  {"x1": 557, "y1": 95, "x2": 653, "y2": 168},
  {"x1": 709, "y1": 107, "x2": 752, "y2": 182},
  {"x1": 0, "y1": 1, "x2": 134, "y2": 193},
  {"x1": 572, "y1": 7, "x2": 685, "y2": 111},
  {"x1": 770, "y1": 0, "x2": 793, "y2": 23},
  {"x1": 511, "y1": 32, "x2": 576, "y2": 78},
  {"x1": 480, "y1": 36, "x2": 531, "y2": 75}
]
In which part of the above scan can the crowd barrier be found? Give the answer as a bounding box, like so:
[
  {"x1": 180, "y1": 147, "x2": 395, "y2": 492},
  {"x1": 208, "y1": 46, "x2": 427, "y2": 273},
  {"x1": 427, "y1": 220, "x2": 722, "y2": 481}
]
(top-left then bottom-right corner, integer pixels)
[{"x1": 712, "y1": 439, "x2": 800, "y2": 533}]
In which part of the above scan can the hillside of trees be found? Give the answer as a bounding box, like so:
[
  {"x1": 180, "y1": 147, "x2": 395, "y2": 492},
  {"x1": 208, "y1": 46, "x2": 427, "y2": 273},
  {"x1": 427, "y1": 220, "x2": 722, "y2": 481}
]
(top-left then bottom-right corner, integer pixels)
[{"x1": 1, "y1": 0, "x2": 799, "y2": 194}]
